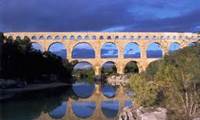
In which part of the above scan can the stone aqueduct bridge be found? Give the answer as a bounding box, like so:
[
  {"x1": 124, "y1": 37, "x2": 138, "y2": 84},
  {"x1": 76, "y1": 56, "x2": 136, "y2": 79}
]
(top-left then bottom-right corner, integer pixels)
[{"x1": 4, "y1": 32, "x2": 200, "y2": 75}]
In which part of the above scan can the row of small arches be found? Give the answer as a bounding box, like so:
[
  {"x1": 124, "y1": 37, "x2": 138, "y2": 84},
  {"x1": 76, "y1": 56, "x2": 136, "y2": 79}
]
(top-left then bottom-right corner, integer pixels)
[
  {"x1": 9, "y1": 35, "x2": 198, "y2": 41},
  {"x1": 32, "y1": 42, "x2": 198, "y2": 59}
]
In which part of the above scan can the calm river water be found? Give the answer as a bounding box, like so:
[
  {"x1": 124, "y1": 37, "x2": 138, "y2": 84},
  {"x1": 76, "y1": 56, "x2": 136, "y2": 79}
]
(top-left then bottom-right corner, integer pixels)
[{"x1": 1, "y1": 82, "x2": 133, "y2": 120}]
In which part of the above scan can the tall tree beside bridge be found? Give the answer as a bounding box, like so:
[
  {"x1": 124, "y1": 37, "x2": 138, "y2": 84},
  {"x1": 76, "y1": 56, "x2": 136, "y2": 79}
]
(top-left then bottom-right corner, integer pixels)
[{"x1": 0, "y1": 32, "x2": 4, "y2": 75}]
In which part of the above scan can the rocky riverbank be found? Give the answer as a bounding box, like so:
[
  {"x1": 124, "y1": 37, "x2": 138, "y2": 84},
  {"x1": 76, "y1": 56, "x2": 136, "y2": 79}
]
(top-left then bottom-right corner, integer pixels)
[
  {"x1": 107, "y1": 74, "x2": 130, "y2": 86},
  {"x1": 118, "y1": 107, "x2": 167, "y2": 120},
  {"x1": 118, "y1": 106, "x2": 200, "y2": 120}
]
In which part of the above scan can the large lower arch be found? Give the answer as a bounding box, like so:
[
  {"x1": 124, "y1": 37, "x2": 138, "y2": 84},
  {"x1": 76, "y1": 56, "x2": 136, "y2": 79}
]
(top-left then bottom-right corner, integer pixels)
[
  {"x1": 101, "y1": 61, "x2": 117, "y2": 76},
  {"x1": 101, "y1": 42, "x2": 118, "y2": 58},
  {"x1": 169, "y1": 42, "x2": 180, "y2": 53},
  {"x1": 124, "y1": 61, "x2": 139, "y2": 74},
  {"x1": 73, "y1": 61, "x2": 95, "y2": 82},
  {"x1": 48, "y1": 42, "x2": 67, "y2": 59},
  {"x1": 124, "y1": 42, "x2": 140, "y2": 58},
  {"x1": 72, "y1": 42, "x2": 95, "y2": 58},
  {"x1": 31, "y1": 42, "x2": 43, "y2": 52},
  {"x1": 146, "y1": 42, "x2": 163, "y2": 58}
]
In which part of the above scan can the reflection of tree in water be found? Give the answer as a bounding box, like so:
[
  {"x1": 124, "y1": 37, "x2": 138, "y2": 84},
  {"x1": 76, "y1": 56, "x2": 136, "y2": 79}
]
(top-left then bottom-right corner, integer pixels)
[{"x1": 1, "y1": 87, "x2": 71, "y2": 120}]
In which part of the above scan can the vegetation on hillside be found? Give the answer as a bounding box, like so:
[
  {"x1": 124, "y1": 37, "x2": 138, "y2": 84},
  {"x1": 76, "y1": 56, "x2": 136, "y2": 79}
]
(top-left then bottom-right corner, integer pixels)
[
  {"x1": 129, "y1": 44, "x2": 200, "y2": 120},
  {"x1": 0, "y1": 33, "x2": 74, "y2": 85}
]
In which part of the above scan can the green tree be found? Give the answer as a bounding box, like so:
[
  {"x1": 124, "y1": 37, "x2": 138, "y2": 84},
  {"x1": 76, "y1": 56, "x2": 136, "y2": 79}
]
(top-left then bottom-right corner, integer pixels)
[
  {"x1": 0, "y1": 33, "x2": 4, "y2": 76},
  {"x1": 129, "y1": 45, "x2": 200, "y2": 120},
  {"x1": 1, "y1": 36, "x2": 74, "y2": 84},
  {"x1": 129, "y1": 73, "x2": 159, "y2": 107}
]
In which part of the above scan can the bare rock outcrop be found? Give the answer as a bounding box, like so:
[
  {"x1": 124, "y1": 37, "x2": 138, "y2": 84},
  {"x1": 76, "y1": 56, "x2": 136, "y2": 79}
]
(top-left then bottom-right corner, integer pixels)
[
  {"x1": 107, "y1": 74, "x2": 129, "y2": 86},
  {"x1": 118, "y1": 107, "x2": 167, "y2": 120}
]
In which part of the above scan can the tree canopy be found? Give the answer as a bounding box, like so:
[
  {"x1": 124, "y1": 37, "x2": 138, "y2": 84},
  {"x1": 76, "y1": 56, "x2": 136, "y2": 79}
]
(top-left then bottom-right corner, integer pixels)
[
  {"x1": 129, "y1": 44, "x2": 200, "y2": 120},
  {"x1": 0, "y1": 34, "x2": 74, "y2": 84}
]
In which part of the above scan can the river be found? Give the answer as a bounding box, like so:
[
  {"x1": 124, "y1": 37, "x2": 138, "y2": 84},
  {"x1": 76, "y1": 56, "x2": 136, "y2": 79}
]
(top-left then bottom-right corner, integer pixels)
[{"x1": 1, "y1": 82, "x2": 133, "y2": 120}]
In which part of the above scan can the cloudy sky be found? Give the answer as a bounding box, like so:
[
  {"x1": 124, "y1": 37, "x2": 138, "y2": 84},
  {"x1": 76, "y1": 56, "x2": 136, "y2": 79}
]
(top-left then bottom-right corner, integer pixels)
[{"x1": 0, "y1": 0, "x2": 200, "y2": 32}]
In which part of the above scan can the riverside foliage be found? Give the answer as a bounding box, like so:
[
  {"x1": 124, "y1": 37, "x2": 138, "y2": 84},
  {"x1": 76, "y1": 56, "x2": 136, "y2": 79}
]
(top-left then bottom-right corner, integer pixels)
[
  {"x1": 0, "y1": 34, "x2": 74, "y2": 84},
  {"x1": 129, "y1": 44, "x2": 200, "y2": 120}
]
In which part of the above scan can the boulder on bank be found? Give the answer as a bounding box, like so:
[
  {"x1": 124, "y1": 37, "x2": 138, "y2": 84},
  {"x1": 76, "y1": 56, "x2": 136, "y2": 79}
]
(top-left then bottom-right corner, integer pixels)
[{"x1": 118, "y1": 106, "x2": 167, "y2": 120}]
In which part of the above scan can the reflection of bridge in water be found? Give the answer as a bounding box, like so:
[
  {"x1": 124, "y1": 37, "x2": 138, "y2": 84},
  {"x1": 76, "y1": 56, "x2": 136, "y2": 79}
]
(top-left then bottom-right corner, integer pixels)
[
  {"x1": 37, "y1": 86, "x2": 130, "y2": 120},
  {"x1": 4, "y1": 32, "x2": 200, "y2": 75}
]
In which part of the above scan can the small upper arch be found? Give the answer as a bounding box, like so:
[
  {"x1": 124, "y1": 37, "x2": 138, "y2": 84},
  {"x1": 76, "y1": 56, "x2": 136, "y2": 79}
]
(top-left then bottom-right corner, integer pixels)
[
  {"x1": 77, "y1": 35, "x2": 82, "y2": 40},
  {"x1": 32, "y1": 36, "x2": 37, "y2": 40},
  {"x1": 70, "y1": 35, "x2": 75, "y2": 40},
  {"x1": 84, "y1": 35, "x2": 90, "y2": 40},
  {"x1": 92, "y1": 35, "x2": 96, "y2": 40},
  {"x1": 55, "y1": 35, "x2": 61, "y2": 40},
  {"x1": 63, "y1": 36, "x2": 67, "y2": 40},
  {"x1": 39, "y1": 35, "x2": 45, "y2": 40},
  {"x1": 47, "y1": 35, "x2": 53, "y2": 40}
]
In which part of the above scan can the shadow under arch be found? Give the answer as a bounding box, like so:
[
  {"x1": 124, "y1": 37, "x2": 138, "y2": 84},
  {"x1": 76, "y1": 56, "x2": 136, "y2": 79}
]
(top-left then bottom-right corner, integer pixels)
[
  {"x1": 48, "y1": 42, "x2": 67, "y2": 59},
  {"x1": 124, "y1": 61, "x2": 139, "y2": 74},
  {"x1": 101, "y1": 61, "x2": 117, "y2": 76},
  {"x1": 124, "y1": 42, "x2": 141, "y2": 58},
  {"x1": 146, "y1": 42, "x2": 163, "y2": 58},
  {"x1": 72, "y1": 42, "x2": 95, "y2": 59},
  {"x1": 72, "y1": 61, "x2": 95, "y2": 81},
  {"x1": 101, "y1": 42, "x2": 118, "y2": 58}
]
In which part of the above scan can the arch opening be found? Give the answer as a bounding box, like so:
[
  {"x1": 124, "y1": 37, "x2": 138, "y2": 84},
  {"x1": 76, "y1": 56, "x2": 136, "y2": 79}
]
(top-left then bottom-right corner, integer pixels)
[
  {"x1": 47, "y1": 35, "x2": 53, "y2": 40},
  {"x1": 124, "y1": 61, "x2": 139, "y2": 74},
  {"x1": 72, "y1": 61, "x2": 95, "y2": 98},
  {"x1": 169, "y1": 42, "x2": 180, "y2": 53},
  {"x1": 124, "y1": 42, "x2": 140, "y2": 58},
  {"x1": 72, "y1": 43, "x2": 95, "y2": 59},
  {"x1": 73, "y1": 61, "x2": 95, "y2": 83},
  {"x1": 31, "y1": 36, "x2": 37, "y2": 40},
  {"x1": 101, "y1": 61, "x2": 117, "y2": 76},
  {"x1": 101, "y1": 43, "x2": 118, "y2": 58},
  {"x1": 48, "y1": 42, "x2": 67, "y2": 59},
  {"x1": 147, "y1": 43, "x2": 163, "y2": 58},
  {"x1": 31, "y1": 42, "x2": 43, "y2": 52},
  {"x1": 39, "y1": 36, "x2": 45, "y2": 40},
  {"x1": 55, "y1": 36, "x2": 61, "y2": 40}
]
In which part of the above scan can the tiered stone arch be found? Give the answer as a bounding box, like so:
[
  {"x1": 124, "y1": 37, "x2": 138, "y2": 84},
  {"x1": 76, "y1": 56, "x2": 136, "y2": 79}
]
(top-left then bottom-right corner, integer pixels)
[{"x1": 3, "y1": 32, "x2": 199, "y2": 75}]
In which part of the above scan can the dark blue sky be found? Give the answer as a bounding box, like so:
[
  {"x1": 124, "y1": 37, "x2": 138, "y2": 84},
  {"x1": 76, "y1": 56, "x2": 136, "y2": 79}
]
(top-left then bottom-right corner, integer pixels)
[{"x1": 0, "y1": 0, "x2": 200, "y2": 32}]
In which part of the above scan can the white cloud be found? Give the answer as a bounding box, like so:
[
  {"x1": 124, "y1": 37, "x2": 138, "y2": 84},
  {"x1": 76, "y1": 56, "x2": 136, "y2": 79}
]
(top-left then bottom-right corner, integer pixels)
[{"x1": 101, "y1": 26, "x2": 128, "y2": 32}]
